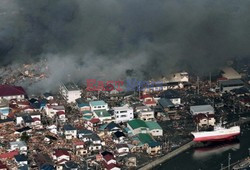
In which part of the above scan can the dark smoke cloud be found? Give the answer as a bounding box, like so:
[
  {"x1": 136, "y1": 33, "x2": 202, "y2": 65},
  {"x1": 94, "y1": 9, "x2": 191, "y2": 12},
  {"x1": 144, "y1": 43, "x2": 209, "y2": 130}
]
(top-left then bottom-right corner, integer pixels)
[{"x1": 1, "y1": 0, "x2": 250, "y2": 91}]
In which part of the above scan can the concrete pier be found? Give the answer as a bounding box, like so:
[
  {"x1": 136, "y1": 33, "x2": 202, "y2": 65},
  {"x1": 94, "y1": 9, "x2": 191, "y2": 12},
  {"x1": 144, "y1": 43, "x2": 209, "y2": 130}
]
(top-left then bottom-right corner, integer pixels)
[{"x1": 138, "y1": 141, "x2": 195, "y2": 170}]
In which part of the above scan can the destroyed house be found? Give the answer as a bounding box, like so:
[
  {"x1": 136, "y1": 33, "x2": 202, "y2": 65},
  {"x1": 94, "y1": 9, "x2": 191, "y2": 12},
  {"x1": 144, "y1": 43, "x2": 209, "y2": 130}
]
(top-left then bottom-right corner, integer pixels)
[
  {"x1": 43, "y1": 92, "x2": 54, "y2": 100},
  {"x1": 219, "y1": 79, "x2": 244, "y2": 93},
  {"x1": 158, "y1": 98, "x2": 175, "y2": 111},
  {"x1": 113, "y1": 131, "x2": 126, "y2": 143},
  {"x1": 15, "y1": 127, "x2": 32, "y2": 134},
  {"x1": 159, "y1": 89, "x2": 181, "y2": 105}
]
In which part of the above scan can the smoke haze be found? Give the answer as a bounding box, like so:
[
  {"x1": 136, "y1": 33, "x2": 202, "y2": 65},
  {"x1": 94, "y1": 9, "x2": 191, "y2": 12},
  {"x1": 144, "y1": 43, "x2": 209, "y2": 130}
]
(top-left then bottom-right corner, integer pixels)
[{"x1": 1, "y1": 0, "x2": 250, "y2": 92}]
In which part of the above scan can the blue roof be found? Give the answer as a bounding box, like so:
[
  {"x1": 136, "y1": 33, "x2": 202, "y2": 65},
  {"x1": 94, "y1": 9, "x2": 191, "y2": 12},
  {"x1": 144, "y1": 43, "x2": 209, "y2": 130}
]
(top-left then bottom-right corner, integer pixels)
[
  {"x1": 19, "y1": 165, "x2": 28, "y2": 170},
  {"x1": 148, "y1": 141, "x2": 161, "y2": 147},
  {"x1": 78, "y1": 103, "x2": 89, "y2": 108},
  {"x1": 76, "y1": 98, "x2": 89, "y2": 107},
  {"x1": 31, "y1": 102, "x2": 41, "y2": 109},
  {"x1": 63, "y1": 124, "x2": 76, "y2": 131},
  {"x1": 15, "y1": 154, "x2": 28, "y2": 162},
  {"x1": 40, "y1": 99, "x2": 48, "y2": 104},
  {"x1": 78, "y1": 129, "x2": 93, "y2": 135},
  {"x1": 158, "y1": 98, "x2": 174, "y2": 108},
  {"x1": 89, "y1": 100, "x2": 106, "y2": 106},
  {"x1": 99, "y1": 124, "x2": 108, "y2": 131},
  {"x1": 105, "y1": 122, "x2": 120, "y2": 131},
  {"x1": 43, "y1": 92, "x2": 53, "y2": 97},
  {"x1": 41, "y1": 164, "x2": 55, "y2": 170}
]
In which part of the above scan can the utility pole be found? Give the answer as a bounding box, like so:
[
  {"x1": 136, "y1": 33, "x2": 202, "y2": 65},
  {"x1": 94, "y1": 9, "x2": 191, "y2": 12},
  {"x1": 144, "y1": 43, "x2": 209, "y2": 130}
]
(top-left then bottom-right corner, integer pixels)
[
  {"x1": 209, "y1": 72, "x2": 212, "y2": 88},
  {"x1": 221, "y1": 163, "x2": 223, "y2": 170},
  {"x1": 98, "y1": 90, "x2": 100, "y2": 100},
  {"x1": 228, "y1": 153, "x2": 231, "y2": 170},
  {"x1": 197, "y1": 76, "x2": 200, "y2": 95},
  {"x1": 138, "y1": 84, "x2": 141, "y2": 99}
]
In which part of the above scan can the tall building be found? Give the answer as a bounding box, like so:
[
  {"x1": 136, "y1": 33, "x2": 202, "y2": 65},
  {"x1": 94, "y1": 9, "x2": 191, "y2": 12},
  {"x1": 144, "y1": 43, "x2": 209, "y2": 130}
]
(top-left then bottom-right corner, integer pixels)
[{"x1": 60, "y1": 82, "x2": 81, "y2": 103}]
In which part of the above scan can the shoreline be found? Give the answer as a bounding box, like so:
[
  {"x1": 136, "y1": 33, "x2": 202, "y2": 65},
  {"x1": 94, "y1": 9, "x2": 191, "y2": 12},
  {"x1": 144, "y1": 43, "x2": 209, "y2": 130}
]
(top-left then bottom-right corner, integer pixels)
[{"x1": 138, "y1": 141, "x2": 195, "y2": 170}]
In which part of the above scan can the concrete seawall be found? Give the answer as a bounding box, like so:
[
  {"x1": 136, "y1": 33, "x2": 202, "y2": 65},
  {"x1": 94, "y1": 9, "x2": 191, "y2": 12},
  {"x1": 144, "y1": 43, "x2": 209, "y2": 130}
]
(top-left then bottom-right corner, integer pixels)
[{"x1": 138, "y1": 141, "x2": 195, "y2": 170}]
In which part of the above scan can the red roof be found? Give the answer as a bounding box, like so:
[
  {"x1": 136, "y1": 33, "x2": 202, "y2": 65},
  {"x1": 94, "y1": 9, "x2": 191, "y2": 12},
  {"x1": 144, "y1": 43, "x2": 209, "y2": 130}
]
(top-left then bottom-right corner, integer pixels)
[
  {"x1": 74, "y1": 141, "x2": 85, "y2": 146},
  {"x1": 103, "y1": 154, "x2": 115, "y2": 162},
  {"x1": 217, "y1": 77, "x2": 228, "y2": 81},
  {"x1": 54, "y1": 150, "x2": 70, "y2": 157},
  {"x1": 141, "y1": 94, "x2": 152, "y2": 99},
  {"x1": 56, "y1": 111, "x2": 65, "y2": 115},
  {"x1": 17, "y1": 101, "x2": 30, "y2": 106},
  {"x1": 0, "y1": 85, "x2": 26, "y2": 97},
  {"x1": 57, "y1": 158, "x2": 69, "y2": 165},
  {"x1": 90, "y1": 118, "x2": 100, "y2": 124},
  {"x1": 0, "y1": 150, "x2": 19, "y2": 159},
  {"x1": 0, "y1": 161, "x2": 7, "y2": 169},
  {"x1": 144, "y1": 100, "x2": 156, "y2": 105},
  {"x1": 32, "y1": 117, "x2": 40, "y2": 122},
  {"x1": 102, "y1": 161, "x2": 120, "y2": 170}
]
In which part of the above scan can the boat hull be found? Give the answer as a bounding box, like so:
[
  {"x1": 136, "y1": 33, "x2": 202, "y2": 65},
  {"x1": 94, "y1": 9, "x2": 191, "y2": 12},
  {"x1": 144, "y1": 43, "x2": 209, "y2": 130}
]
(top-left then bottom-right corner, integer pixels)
[{"x1": 193, "y1": 132, "x2": 240, "y2": 142}]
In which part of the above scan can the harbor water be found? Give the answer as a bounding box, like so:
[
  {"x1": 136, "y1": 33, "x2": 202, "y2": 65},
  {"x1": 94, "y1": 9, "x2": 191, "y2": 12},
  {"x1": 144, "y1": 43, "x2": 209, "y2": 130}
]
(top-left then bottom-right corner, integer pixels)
[{"x1": 157, "y1": 123, "x2": 250, "y2": 170}]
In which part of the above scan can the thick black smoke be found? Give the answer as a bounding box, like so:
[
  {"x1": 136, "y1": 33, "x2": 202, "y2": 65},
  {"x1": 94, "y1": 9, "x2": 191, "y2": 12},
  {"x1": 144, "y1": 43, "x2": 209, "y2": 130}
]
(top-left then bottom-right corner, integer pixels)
[{"x1": 1, "y1": 0, "x2": 250, "y2": 90}]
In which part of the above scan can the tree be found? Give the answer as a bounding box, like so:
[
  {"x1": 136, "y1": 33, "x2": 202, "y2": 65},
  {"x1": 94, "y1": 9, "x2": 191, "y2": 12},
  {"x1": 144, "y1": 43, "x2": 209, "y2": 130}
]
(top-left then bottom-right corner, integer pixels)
[{"x1": 21, "y1": 132, "x2": 30, "y2": 142}]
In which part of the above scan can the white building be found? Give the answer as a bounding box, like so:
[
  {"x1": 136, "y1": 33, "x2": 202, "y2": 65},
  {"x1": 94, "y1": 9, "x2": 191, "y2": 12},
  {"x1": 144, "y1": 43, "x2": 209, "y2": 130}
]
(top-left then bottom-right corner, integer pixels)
[
  {"x1": 113, "y1": 105, "x2": 134, "y2": 123},
  {"x1": 9, "y1": 141, "x2": 27, "y2": 154},
  {"x1": 136, "y1": 106, "x2": 155, "y2": 121},
  {"x1": 47, "y1": 125, "x2": 58, "y2": 135},
  {"x1": 63, "y1": 124, "x2": 77, "y2": 140},
  {"x1": 60, "y1": 82, "x2": 81, "y2": 103},
  {"x1": 45, "y1": 105, "x2": 65, "y2": 118},
  {"x1": 190, "y1": 105, "x2": 215, "y2": 127},
  {"x1": 89, "y1": 100, "x2": 108, "y2": 111}
]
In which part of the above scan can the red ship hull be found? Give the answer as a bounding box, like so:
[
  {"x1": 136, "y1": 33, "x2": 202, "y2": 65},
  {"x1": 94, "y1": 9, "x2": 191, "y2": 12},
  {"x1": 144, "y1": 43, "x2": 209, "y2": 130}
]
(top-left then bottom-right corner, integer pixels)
[{"x1": 193, "y1": 132, "x2": 240, "y2": 142}]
